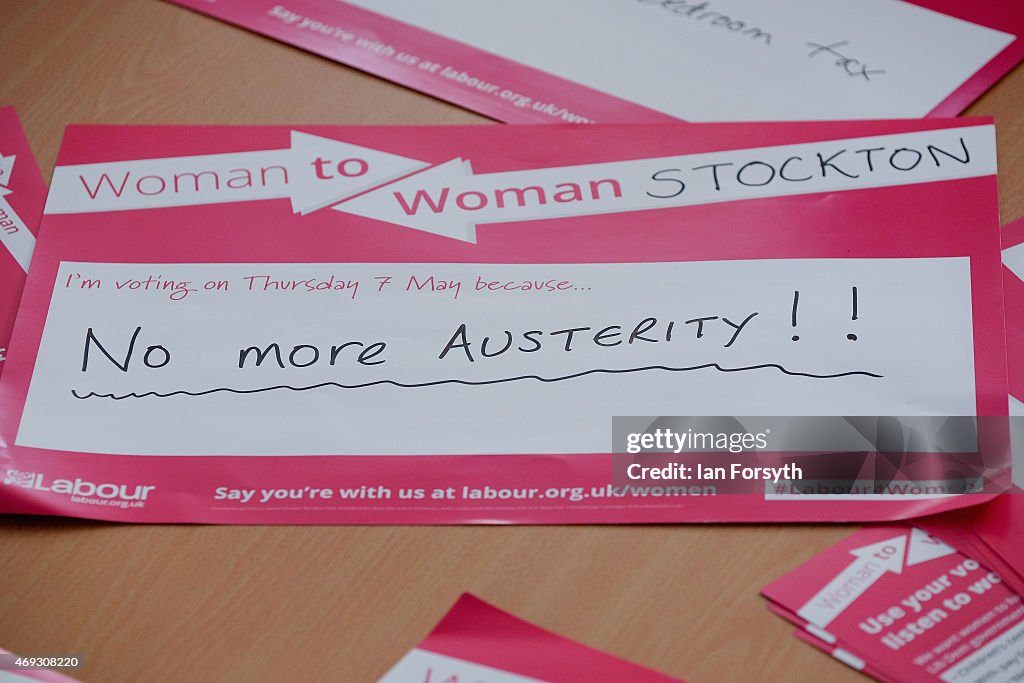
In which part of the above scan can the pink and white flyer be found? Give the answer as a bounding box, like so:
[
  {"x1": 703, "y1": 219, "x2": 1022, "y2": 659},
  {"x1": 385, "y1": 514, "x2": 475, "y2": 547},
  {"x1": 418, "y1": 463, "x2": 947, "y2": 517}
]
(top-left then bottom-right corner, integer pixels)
[
  {"x1": 166, "y1": 0, "x2": 1023, "y2": 123},
  {"x1": 764, "y1": 526, "x2": 1024, "y2": 682},
  {"x1": 0, "y1": 107, "x2": 46, "y2": 376},
  {"x1": 0, "y1": 118, "x2": 1008, "y2": 524},
  {"x1": 376, "y1": 594, "x2": 683, "y2": 682}
]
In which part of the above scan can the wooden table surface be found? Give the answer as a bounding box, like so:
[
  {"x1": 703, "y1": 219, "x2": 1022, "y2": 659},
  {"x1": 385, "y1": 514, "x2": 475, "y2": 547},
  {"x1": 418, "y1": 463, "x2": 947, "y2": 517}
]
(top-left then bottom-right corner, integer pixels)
[{"x1": 1, "y1": 2, "x2": 1022, "y2": 682}]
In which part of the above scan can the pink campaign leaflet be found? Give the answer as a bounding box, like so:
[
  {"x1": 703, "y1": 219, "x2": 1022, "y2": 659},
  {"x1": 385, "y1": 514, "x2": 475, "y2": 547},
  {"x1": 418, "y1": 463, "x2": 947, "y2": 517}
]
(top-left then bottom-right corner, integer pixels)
[
  {"x1": 376, "y1": 593, "x2": 683, "y2": 682},
  {"x1": 0, "y1": 119, "x2": 1008, "y2": 524},
  {"x1": 165, "y1": 0, "x2": 1022, "y2": 123}
]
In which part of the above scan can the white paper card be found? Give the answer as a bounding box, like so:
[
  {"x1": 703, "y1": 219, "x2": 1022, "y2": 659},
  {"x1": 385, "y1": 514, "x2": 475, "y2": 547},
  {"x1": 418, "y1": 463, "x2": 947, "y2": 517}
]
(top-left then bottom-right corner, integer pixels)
[
  {"x1": 16, "y1": 258, "x2": 974, "y2": 456},
  {"x1": 345, "y1": 0, "x2": 1015, "y2": 120}
]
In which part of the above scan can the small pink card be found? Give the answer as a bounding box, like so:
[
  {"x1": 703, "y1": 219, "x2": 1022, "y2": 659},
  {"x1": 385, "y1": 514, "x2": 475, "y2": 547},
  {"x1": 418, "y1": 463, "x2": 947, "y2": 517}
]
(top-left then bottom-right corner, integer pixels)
[
  {"x1": 0, "y1": 107, "x2": 46, "y2": 375},
  {"x1": 166, "y1": 0, "x2": 1022, "y2": 123},
  {"x1": 376, "y1": 594, "x2": 682, "y2": 682},
  {"x1": 763, "y1": 526, "x2": 1024, "y2": 682}
]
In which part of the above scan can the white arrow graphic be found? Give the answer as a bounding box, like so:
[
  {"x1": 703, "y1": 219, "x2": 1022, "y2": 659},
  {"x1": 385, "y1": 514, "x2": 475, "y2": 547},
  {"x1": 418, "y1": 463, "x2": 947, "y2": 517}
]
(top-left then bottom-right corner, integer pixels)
[
  {"x1": 335, "y1": 125, "x2": 995, "y2": 243},
  {"x1": 906, "y1": 527, "x2": 956, "y2": 566},
  {"x1": 0, "y1": 154, "x2": 15, "y2": 187},
  {"x1": 42, "y1": 125, "x2": 996, "y2": 245},
  {"x1": 1003, "y1": 242, "x2": 1024, "y2": 282},
  {"x1": 45, "y1": 131, "x2": 428, "y2": 216},
  {"x1": 797, "y1": 534, "x2": 908, "y2": 628},
  {"x1": 0, "y1": 154, "x2": 35, "y2": 272}
]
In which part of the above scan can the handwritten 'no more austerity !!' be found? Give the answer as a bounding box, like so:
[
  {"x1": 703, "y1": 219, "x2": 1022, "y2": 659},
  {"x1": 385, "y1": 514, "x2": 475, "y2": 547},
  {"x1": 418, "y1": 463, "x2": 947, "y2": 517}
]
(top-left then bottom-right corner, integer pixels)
[{"x1": 54, "y1": 261, "x2": 945, "y2": 404}]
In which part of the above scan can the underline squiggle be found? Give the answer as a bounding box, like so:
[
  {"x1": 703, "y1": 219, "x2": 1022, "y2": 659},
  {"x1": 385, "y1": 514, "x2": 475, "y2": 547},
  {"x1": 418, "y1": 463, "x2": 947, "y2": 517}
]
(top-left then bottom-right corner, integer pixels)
[{"x1": 71, "y1": 362, "x2": 882, "y2": 400}]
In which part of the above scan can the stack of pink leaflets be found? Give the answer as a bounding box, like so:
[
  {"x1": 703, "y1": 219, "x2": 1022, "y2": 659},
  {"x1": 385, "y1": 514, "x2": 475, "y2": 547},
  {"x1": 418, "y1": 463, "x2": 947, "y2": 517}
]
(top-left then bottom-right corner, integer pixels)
[
  {"x1": 376, "y1": 594, "x2": 683, "y2": 682},
  {"x1": 764, "y1": 220, "x2": 1024, "y2": 680},
  {"x1": 763, "y1": 526, "x2": 1024, "y2": 682},
  {"x1": 912, "y1": 217, "x2": 1024, "y2": 600}
]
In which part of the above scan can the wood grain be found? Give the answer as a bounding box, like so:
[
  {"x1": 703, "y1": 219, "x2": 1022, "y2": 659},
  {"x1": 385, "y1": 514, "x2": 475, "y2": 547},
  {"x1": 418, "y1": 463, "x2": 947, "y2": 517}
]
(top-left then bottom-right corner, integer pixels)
[{"x1": 0, "y1": 2, "x2": 1021, "y2": 681}]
